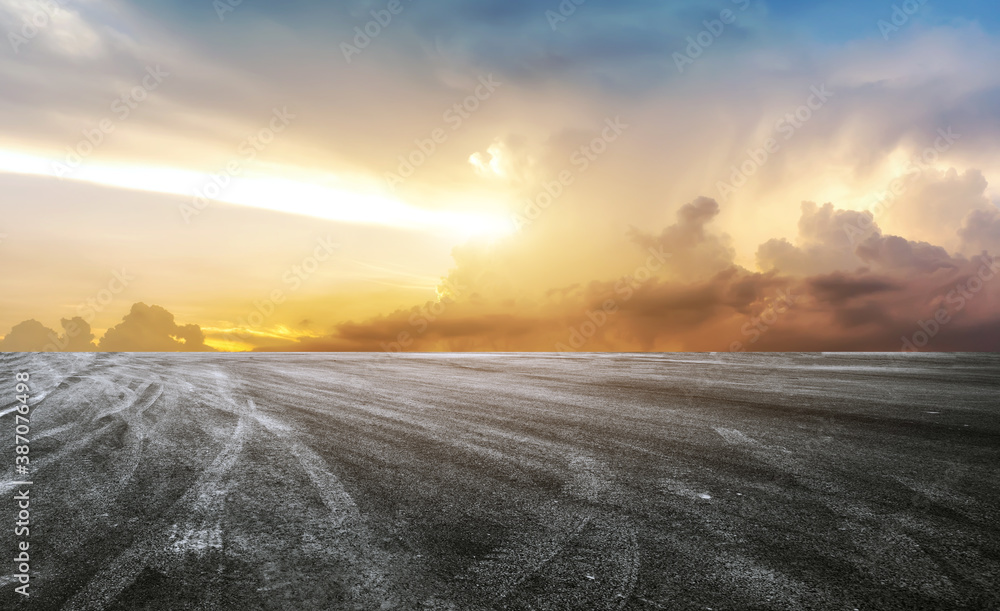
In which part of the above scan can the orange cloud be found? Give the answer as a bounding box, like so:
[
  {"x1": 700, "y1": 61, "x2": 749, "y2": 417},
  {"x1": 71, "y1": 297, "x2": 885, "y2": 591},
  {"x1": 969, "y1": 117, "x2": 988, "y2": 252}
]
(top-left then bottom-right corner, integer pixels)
[
  {"x1": 98, "y1": 303, "x2": 214, "y2": 352},
  {"x1": 3, "y1": 195, "x2": 998, "y2": 353}
]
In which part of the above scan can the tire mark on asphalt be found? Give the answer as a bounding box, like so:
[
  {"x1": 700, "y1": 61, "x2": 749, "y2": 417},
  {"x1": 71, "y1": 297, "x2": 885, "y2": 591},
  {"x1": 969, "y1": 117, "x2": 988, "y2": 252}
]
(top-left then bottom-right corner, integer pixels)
[
  {"x1": 713, "y1": 427, "x2": 760, "y2": 447},
  {"x1": 267, "y1": 378, "x2": 558, "y2": 482},
  {"x1": 473, "y1": 515, "x2": 640, "y2": 610},
  {"x1": 206, "y1": 365, "x2": 407, "y2": 606},
  {"x1": 614, "y1": 525, "x2": 640, "y2": 610},
  {"x1": 247, "y1": 398, "x2": 400, "y2": 608},
  {"x1": 565, "y1": 455, "x2": 616, "y2": 503},
  {"x1": 168, "y1": 413, "x2": 249, "y2": 555},
  {"x1": 92, "y1": 380, "x2": 156, "y2": 422},
  {"x1": 635, "y1": 595, "x2": 667, "y2": 609},
  {"x1": 0, "y1": 404, "x2": 22, "y2": 418},
  {"x1": 60, "y1": 377, "x2": 251, "y2": 611},
  {"x1": 0, "y1": 387, "x2": 56, "y2": 418},
  {"x1": 0, "y1": 354, "x2": 97, "y2": 417},
  {"x1": 277, "y1": 363, "x2": 644, "y2": 608},
  {"x1": 464, "y1": 452, "x2": 640, "y2": 609},
  {"x1": 249, "y1": 400, "x2": 359, "y2": 523},
  {"x1": 32, "y1": 421, "x2": 79, "y2": 440},
  {"x1": 0, "y1": 378, "x2": 133, "y2": 495},
  {"x1": 0, "y1": 378, "x2": 166, "y2": 496},
  {"x1": 468, "y1": 515, "x2": 592, "y2": 597},
  {"x1": 110, "y1": 382, "x2": 166, "y2": 494},
  {"x1": 0, "y1": 574, "x2": 21, "y2": 589},
  {"x1": 565, "y1": 454, "x2": 640, "y2": 609}
]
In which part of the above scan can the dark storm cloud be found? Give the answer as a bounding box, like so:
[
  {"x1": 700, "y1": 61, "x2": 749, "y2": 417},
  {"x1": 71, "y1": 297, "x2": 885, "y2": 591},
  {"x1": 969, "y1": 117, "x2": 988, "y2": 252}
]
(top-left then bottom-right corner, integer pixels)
[
  {"x1": 806, "y1": 272, "x2": 901, "y2": 306},
  {"x1": 602, "y1": 268, "x2": 786, "y2": 330},
  {"x1": 259, "y1": 265, "x2": 795, "y2": 353},
  {"x1": 6, "y1": 194, "x2": 996, "y2": 352},
  {"x1": 856, "y1": 235, "x2": 959, "y2": 273},
  {"x1": 257, "y1": 195, "x2": 1000, "y2": 352},
  {"x1": 284, "y1": 312, "x2": 541, "y2": 352},
  {"x1": 832, "y1": 301, "x2": 894, "y2": 329}
]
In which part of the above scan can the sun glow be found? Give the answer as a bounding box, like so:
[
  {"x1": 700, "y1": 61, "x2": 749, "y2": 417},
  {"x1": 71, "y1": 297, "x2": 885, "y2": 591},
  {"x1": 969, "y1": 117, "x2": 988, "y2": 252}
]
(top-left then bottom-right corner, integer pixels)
[
  {"x1": 0, "y1": 148, "x2": 514, "y2": 239},
  {"x1": 200, "y1": 324, "x2": 322, "y2": 352}
]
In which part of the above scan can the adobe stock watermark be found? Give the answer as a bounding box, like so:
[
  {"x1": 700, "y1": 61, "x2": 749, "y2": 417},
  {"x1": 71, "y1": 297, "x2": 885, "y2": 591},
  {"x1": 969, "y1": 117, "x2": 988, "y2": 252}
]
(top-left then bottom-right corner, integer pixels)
[
  {"x1": 384, "y1": 74, "x2": 502, "y2": 189},
  {"x1": 341, "y1": 0, "x2": 414, "y2": 63},
  {"x1": 728, "y1": 288, "x2": 799, "y2": 352},
  {"x1": 878, "y1": 0, "x2": 929, "y2": 41},
  {"x1": 218, "y1": 237, "x2": 339, "y2": 347},
  {"x1": 50, "y1": 65, "x2": 170, "y2": 179},
  {"x1": 11, "y1": 369, "x2": 33, "y2": 599},
  {"x1": 901, "y1": 254, "x2": 999, "y2": 351},
  {"x1": 511, "y1": 116, "x2": 628, "y2": 232},
  {"x1": 180, "y1": 106, "x2": 296, "y2": 223},
  {"x1": 717, "y1": 84, "x2": 834, "y2": 199},
  {"x1": 7, "y1": 0, "x2": 70, "y2": 54},
  {"x1": 213, "y1": 0, "x2": 244, "y2": 21},
  {"x1": 545, "y1": 0, "x2": 587, "y2": 31},
  {"x1": 43, "y1": 268, "x2": 134, "y2": 351},
  {"x1": 843, "y1": 127, "x2": 961, "y2": 246},
  {"x1": 673, "y1": 0, "x2": 752, "y2": 73},
  {"x1": 379, "y1": 276, "x2": 480, "y2": 354},
  {"x1": 555, "y1": 246, "x2": 671, "y2": 351}
]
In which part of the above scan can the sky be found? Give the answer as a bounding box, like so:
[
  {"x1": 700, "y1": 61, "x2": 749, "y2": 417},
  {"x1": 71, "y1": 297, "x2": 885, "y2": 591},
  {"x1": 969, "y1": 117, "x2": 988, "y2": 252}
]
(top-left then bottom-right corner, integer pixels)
[{"x1": 1, "y1": 0, "x2": 999, "y2": 352}]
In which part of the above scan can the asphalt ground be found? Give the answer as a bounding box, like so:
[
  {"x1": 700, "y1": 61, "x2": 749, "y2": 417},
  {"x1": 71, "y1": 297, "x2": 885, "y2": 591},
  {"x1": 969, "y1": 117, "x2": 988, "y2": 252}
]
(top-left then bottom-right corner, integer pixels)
[{"x1": 1, "y1": 352, "x2": 998, "y2": 610}]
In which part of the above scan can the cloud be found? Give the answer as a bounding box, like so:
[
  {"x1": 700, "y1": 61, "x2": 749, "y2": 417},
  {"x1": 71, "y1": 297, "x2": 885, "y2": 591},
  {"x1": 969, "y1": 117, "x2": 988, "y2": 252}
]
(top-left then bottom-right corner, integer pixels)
[
  {"x1": 0, "y1": 0, "x2": 105, "y2": 59},
  {"x1": 98, "y1": 303, "x2": 214, "y2": 352},
  {"x1": 0, "y1": 316, "x2": 96, "y2": 351},
  {"x1": 4, "y1": 3, "x2": 1000, "y2": 354},
  {"x1": 959, "y1": 205, "x2": 1000, "y2": 254},
  {"x1": 0, "y1": 320, "x2": 54, "y2": 351},
  {"x1": 855, "y1": 234, "x2": 960, "y2": 273},
  {"x1": 3, "y1": 193, "x2": 994, "y2": 354},
  {"x1": 877, "y1": 169, "x2": 994, "y2": 253},
  {"x1": 1, "y1": 196, "x2": 994, "y2": 354},
  {"x1": 806, "y1": 272, "x2": 901, "y2": 306},
  {"x1": 755, "y1": 197, "x2": 986, "y2": 278},
  {"x1": 757, "y1": 201, "x2": 880, "y2": 276},
  {"x1": 627, "y1": 197, "x2": 735, "y2": 282},
  {"x1": 56, "y1": 317, "x2": 98, "y2": 351},
  {"x1": 259, "y1": 197, "x2": 1000, "y2": 353},
  {"x1": 256, "y1": 264, "x2": 793, "y2": 353}
]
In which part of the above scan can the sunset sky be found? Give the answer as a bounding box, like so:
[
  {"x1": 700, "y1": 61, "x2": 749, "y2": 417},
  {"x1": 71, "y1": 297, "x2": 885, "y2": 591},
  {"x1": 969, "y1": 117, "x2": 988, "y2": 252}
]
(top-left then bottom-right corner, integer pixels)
[{"x1": 1, "y1": 0, "x2": 999, "y2": 351}]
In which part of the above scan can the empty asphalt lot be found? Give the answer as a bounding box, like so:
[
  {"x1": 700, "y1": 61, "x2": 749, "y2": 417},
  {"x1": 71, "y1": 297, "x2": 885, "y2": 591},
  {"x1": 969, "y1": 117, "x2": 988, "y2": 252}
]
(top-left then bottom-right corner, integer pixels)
[{"x1": 1, "y1": 352, "x2": 998, "y2": 610}]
